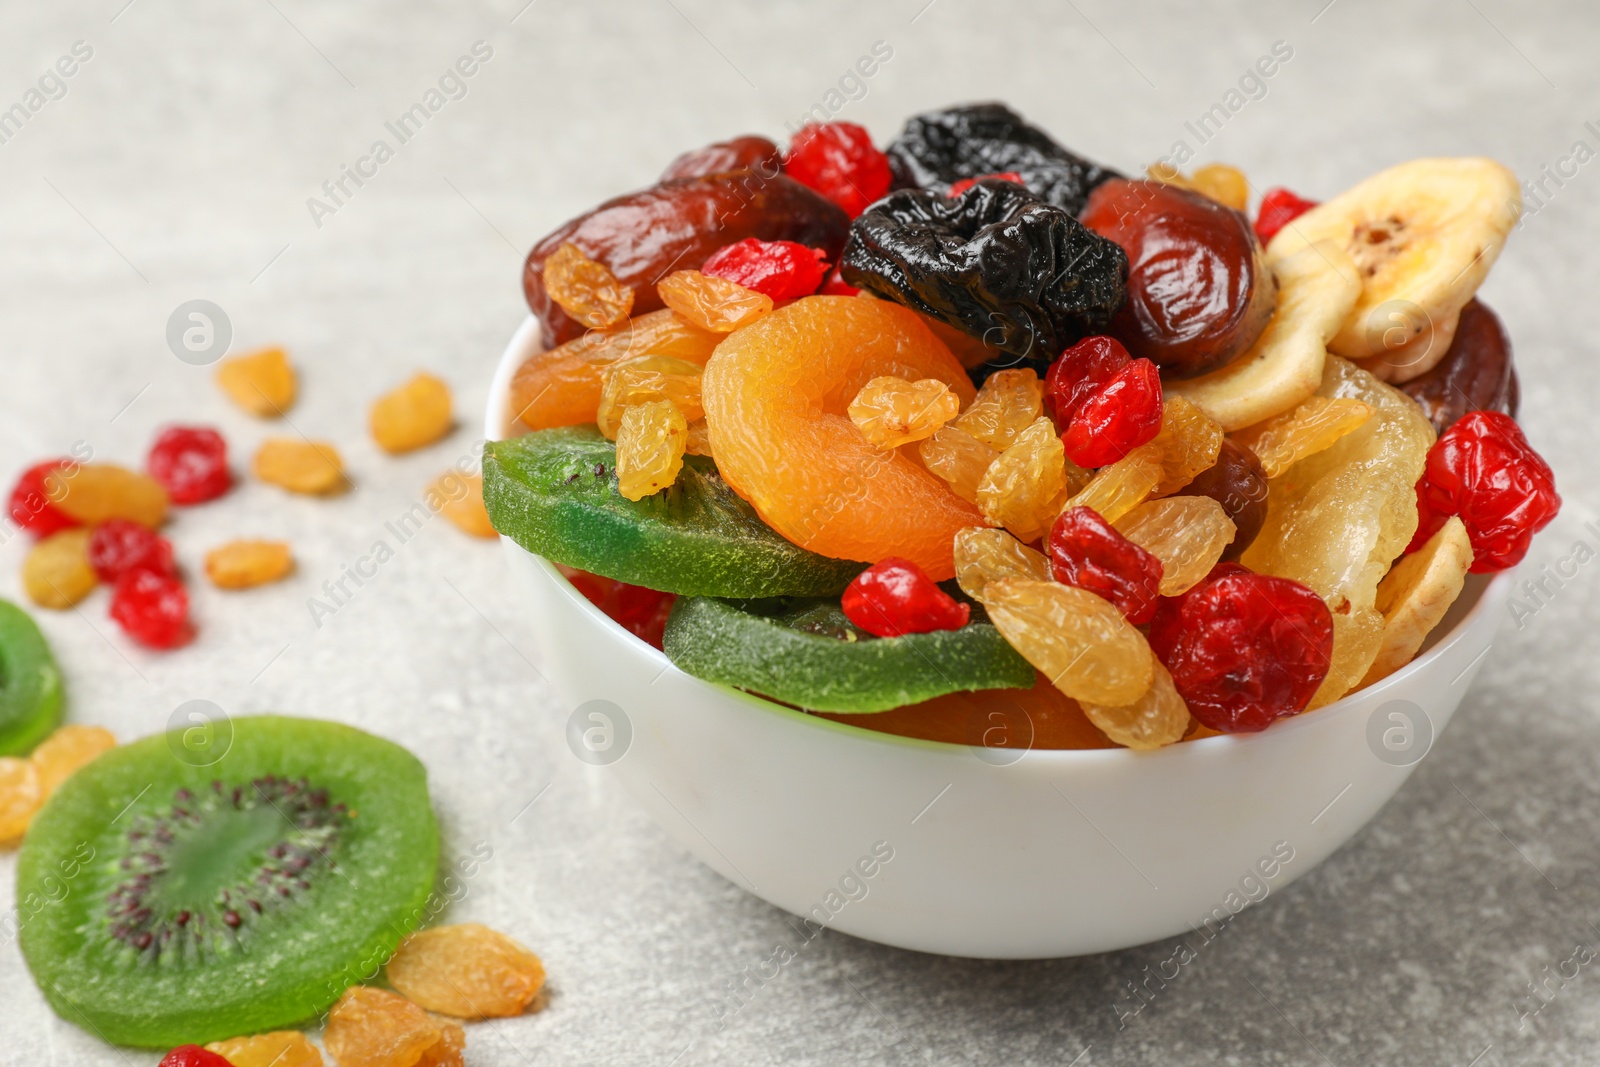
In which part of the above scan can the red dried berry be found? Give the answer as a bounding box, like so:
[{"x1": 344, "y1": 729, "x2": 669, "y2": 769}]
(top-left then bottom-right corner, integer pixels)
[
  {"x1": 158, "y1": 1047, "x2": 232, "y2": 1067},
  {"x1": 1254, "y1": 187, "x2": 1318, "y2": 245},
  {"x1": 947, "y1": 171, "x2": 1025, "y2": 197},
  {"x1": 783, "y1": 122, "x2": 893, "y2": 219},
  {"x1": 701, "y1": 237, "x2": 830, "y2": 302},
  {"x1": 1417, "y1": 410, "x2": 1560, "y2": 572},
  {"x1": 87, "y1": 519, "x2": 176, "y2": 583},
  {"x1": 841, "y1": 557, "x2": 970, "y2": 638},
  {"x1": 110, "y1": 569, "x2": 192, "y2": 649},
  {"x1": 566, "y1": 570, "x2": 676, "y2": 649},
  {"x1": 1061, "y1": 358, "x2": 1163, "y2": 468},
  {"x1": 1044, "y1": 335, "x2": 1132, "y2": 425},
  {"x1": 819, "y1": 264, "x2": 859, "y2": 296},
  {"x1": 147, "y1": 425, "x2": 231, "y2": 505},
  {"x1": 7, "y1": 459, "x2": 80, "y2": 537},
  {"x1": 1149, "y1": 567, "x2": 1332, "y2": 733},
  {"x1": 1047, "y1": 506, "x2": 1163, "y2": 624}
]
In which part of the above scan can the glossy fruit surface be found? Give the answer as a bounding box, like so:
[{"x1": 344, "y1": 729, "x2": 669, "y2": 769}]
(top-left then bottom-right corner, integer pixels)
[
  {"x1": 87, "y1": 519, "x2": 177, "y2": 582},
  {"x1": 661, "y1": 135, "x2": 780, "y2": 180},
  {"x1": 701, "y1": 238, "x2": 829, "y2": 301},
  {"x1": 1397, "y1": 300, "x2": 1519, "y2": 433},
  {"x1": 1178, "y1": 439, "x2": 1268, "y2": 558},
  {"x1": 1254, "y1": 187, "x2": 1318, "y2": 244},
  {"x1": 109, "y1": 569, "x2": 192, "y2": 649},
  {"x1": 841, "y1": 557, "x2": 970, "y2": 637},
  {"x1": 7, "y1": 460, "x2": 80, "y2": 537},
  {"x1": 1048, "y1": 506, "x2": 1162, "y2": 624},
  {"x1": 1417, "y1": 410, "x2": 1559, "y2": 572},
  {"x1": 1044, "y1": 335, "x2": 1130, "y2": 425},
  {"x1": 947, "y1": 171, "x2": 1023, "y2": 196},
  {"x1": 818, "y1": 672, "x2": 1116, "y2": 750},
  {"x1": 1081, "y1": 178, "x2": 1276, "y2": 378},
  {"x1": 783, "y1": 122, "x2": 893, "y2": 218},
  {"x1": 147, "y1": 427, "x2": 231, "y2": 505},
  {"x1": 1062, "y1": 359, "x2": 1163, "y2": 468},
  {"x1": 979, "y1": 578, "x2": 1154, "y2": 706}
]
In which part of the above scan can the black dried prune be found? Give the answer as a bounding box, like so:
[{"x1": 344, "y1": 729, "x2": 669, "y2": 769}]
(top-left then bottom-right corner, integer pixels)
[
  {"x1": 886, "y1": 102, "x2": 1122, "y2": 215},
  {"x1": 1398, "y1": 299, "x2": 1519, "y2": 434},
  {"x1": 840, "y1": 180, "x2": 1127, "y2": 362}
]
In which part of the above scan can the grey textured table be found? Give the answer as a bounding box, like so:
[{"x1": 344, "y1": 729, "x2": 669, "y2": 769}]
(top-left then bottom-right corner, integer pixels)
[{"x1": 2, "y1": 1, "x2": 1598, "y2": 1064}]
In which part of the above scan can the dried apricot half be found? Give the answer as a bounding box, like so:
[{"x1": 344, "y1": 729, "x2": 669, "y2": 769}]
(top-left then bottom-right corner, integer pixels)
[{"x1": 703, "y1": 296, "x2": 981, "y2": 578}]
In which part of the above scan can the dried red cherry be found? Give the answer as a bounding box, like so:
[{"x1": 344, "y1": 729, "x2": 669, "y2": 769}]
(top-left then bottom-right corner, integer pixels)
[
  {"x1": 158, "y1": 1047, "x2": 232, "y2": 1067},
  {"x1": 1080, "y1": 179, "x2": 1276, "y2": 378},
  {"x1": 87, "y1": 519, "x2": 176, "y2": 582},
  {"x1": 1061, "y1": 358, "x2": 1163, "y2": 468},
  {"x1": 147, "y1": 426, "x2": 231, "y2": 505},
  {"x1": 1397, "y1": 300, "x2": 1519, "y2": 434},
  {"x1": 7, "y1": 459, "x2": 79, "y2": 537},
  {"x1": 783, "y1": 122, "x2": 892, "y2": 218},
  {"x1": 841, "y1": 557, "x2": 970, "y2": 638},
  {"x1": 1044, "y1": 335, "x2": 1131, "y2": 424},
  {"x1": 701, "y1": 238, "x2": 829, "y2": 302},
  {"x1": 1254, "y1": 187, "x2": 1318, "y2": 245},
  {"x1": 1178, "y1": 439, "x2": 1269, "y2": 559},
  {"x1": 1149, "y1": 567, "x2": 1332, "y2": 733},
  {"x1": 1417, "y1": 410, "x2": 1560, "y2": 572},
  {"x1": 110, "y1": 569, "x2": 192, "y2": 649},
  {"x1": 565, "y1": 570, "x2": 676, "y2": 649},
  {"x1": 819, "y1": 264, "x2": 859, "y2": 296},
  {"x1": 1047, "y1": 506, "x2": 1163, "y2": 624},
  {"x1": 947, "y1": 171, "x2": 1023, "y2": 196},
  {"x1": 661, "y1": 135, "x2": 780, "y2": 180},
  {"x1": 523, "y1": 171, "x2": 850, "y2": 347}
]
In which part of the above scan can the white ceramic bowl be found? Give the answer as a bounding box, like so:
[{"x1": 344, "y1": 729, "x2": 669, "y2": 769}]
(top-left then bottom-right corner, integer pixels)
[{"x1": 486, "y1": 316, "x2": 1512, "y2": 959}]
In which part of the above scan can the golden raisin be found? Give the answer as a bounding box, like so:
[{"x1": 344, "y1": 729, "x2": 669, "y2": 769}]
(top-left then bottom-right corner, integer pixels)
[
  {"x1": 44, "y1": 464, "x2": 168, "y2": 528},
  {"x1": 204, "y1": 540, "x2": 294, "y2": 589},
  {"x1": 1232, "y1": 396, "x2": 1374, "y2": 478},
  {"x1": 253, "y1": 439, "x2": 345, "y2": 495},
  {"x1": 31, "y1": 724, "x2": 116, "y2": 796},
  {"x1": 1148, "y1": 397, "x2": 1224, "y2": 497},
  {"x1": 952, "y1": 526, "x2": 1050, "y2": 602},
  {"x1": 596, "y1": 355, "x2": 704, "y2": 439},
  {"x1": 217, "y1": 346, "x2": 297, "y2": 418},
  {"x1": 1114, "y1": 496, "x2": 1237, "y2": 596},
  {"x1": 955, "y1": 368, "x2": 1043, "y2": 450},
  {"x1": 1065, "y1": 445, "x2": 1161, "y2": 523},
  {"x1": 848, "y1": 377, "x2": 960, "y2": 449},
  {"x1": 980, "y1": 578, "x2": 1154, "y2": 706},
  {"x1": 22, "y1": 529, "x2": 97, "y2": 609},
  {"x1": 543, "y1": 242, "x2": 634, "y2": 330},
  {"x1": 427, "y1": 473, "x2": 496, "y2": 538},
  {"x1": 371, "y1": 373, "x2": 454, "y2": 454},
  {"x1": 657, "y1": 270, "x2": 773, "y2": 333},
  {"x1": 615, "y1": 399, "x2": 689, "y2": 501},
  {"x1": 1148, "y1": 161, "x2": 1250, "y2": 212},
  {"x1": 919, "y1": 425, "x2": 999, "y2": 504},
  {"x1": 205, "y1": 1031, "x2": 323, "y2": 1067},
  {"x1": 322, "y1": 987, "x2": 452, "y2": 1067},
  {"x1": 0, "y1": 758, "x2": 41, "y2": 845},
  {"x1": 386, "y1": 923, "x2": 546, "y2": 1020},
  {"x1": 684, "y1": 420, "x2": 715, "y2": 457},
  {"x1": 568, "y1": 308, "x2": 722, "y2": 368},
  {"x1": 1080, "y1": 661, "x2": 1191, "y2": 750},
  {"x1": 976, "y1": 417, "x2": 1072, "y2": 543},
  {"x1": 414, "y1": 1021, "x2": 465, "y2": 1067}
]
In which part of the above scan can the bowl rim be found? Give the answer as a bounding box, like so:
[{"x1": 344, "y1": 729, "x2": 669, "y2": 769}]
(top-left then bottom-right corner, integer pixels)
[{"x1": 486, "y1": 313, "x2": 1511, "y2": 764}]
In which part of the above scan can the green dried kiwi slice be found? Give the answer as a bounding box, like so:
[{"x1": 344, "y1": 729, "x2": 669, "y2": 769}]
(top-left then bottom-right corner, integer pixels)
[
  {"x1": 662, "y1": 594, "x2": 1035, "y2": 713},
  {"x1": 0, "y1": 597, "x2": 63, "y2": 756},
  {"x1": 484, "y1": 426, "x2": 866, "y2": 597},
  {"x1": 17, "y1": 715, "x2": 439, "y2": 1049}
]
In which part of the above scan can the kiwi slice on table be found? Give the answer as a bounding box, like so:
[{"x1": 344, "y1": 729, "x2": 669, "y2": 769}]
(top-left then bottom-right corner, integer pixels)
[
  {"x1": 483, "y1": 426, "x2": 866, "y2": 597},
  {"x1": 17, "y1": 715, "x2": 438, "y2": 1049},
  {"x1": 663, "y1": 595, "x2": 1034, "y2": 713},
  {"x1": 0, "y1": 598, "x2": 63, "y2": 756}
]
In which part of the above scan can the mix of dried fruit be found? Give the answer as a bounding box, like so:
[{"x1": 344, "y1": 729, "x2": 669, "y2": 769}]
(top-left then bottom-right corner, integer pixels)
[{"x1": 482, "y1": 103, "x2": 1559, "y2": 747}]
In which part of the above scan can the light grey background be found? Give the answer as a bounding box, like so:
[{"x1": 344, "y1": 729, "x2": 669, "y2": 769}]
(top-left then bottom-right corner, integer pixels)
[{"x1": 1, "y1": 1, "x2": 1597, "y2": 1064}]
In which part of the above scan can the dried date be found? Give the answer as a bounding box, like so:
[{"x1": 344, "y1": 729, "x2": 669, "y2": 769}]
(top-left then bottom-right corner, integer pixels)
[
  {"x1": 661, "y1": 136, "x2": 781, "y2": 181},
  {"x1": 1398, "y1": 299, "x2": 1519, "y2": 434}
]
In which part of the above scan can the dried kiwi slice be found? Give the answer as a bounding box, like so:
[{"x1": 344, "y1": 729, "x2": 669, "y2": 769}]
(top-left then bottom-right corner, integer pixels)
[
  {"x1": 483, "y1": 426, "x2": 866, "y2": 597},
  {"x1": 663, "y1": 595, "x2": 1034, "y2": 713},
  {"x1": 17, "y1": 715, "x2": 438, "y2": 1048},
  {"x1": 0, "y1": 598, "x2": 63, "y2": 756}
]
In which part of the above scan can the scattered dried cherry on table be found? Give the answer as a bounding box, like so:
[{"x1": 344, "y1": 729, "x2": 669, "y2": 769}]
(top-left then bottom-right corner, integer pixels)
[
  {"x1": 86, "y1": 519, "x2": 176, "y2": 582},
  {"x1": 147, "y1": 425, "x2": 231, "y2": 505},
  {"x1": 1178, "y1": 438, "x2": 1268, "y2": 559},
  {"x1": 783, "y1": 121, "x2": 893, "y2": 218},
  {"x1": 885, "y1": 102, "x2": 1121, "y2": 215},
  {"x1": 523, "y1": 170, "x2": 850, "y2": 348},
  {"x1": 1397, "y1": 299, "x2": 1519, "y2": 434},
  {"x1": 1080, "y1": 178, "x2": 1276, "y2": 379},
  {"x1": 841, "y1": 557, "x2": 970, "y2": 638},
  {"x1": 841, "y1": 180, "x2": 1127, "y2": 363},
  {"x1": 1414, "y1": 410, "x2": 1559, "y2": 572},
  {"x1": 7, "y1": 459, "x2": 80, "y2": 536},
  {"x1": 109, "y1": 569, "x2": 192, "y2": 649},
  {"x1": 661, "y1": 135, "x2": 780, "y2": 180},
  {"x1": 1047, "y1": 507, "x2": 1163, "y2": 624}
]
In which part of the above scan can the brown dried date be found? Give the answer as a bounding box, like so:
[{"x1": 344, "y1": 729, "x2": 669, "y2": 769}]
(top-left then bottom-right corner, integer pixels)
[
  {"x1": 661, "y1": 136, "x2": 781, "y2": 181},
  {"x1": 523, "y1": 170, "x2": 851, "y2": 348},
  {"x1": 1178, "y1": 438, "x2": 1268, "y2": 559},
  {"x1": 1397, "y1": 299, "x2": 1519, "y2": 434},
  {"x1": 1080, "y1": 179, "x2": 1276, "y2": 379}
]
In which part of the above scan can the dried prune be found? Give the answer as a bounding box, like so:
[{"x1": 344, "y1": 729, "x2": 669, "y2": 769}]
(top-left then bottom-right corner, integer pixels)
[
  {"x1": 661, "y1": 136, "x2": 780, "y2": 181},
  {"x1": 841, "y1": 181, "x2": 1127, "y2": 362},
  {"x1": 1080, "y1": 179, "x2": 1276, "y2": 378},
  {"x1": 1178, "y1": 438, "x2": 1267, "y2": 559},
  {"x1": 885, "y1": 103, "x2": 1121, "y2": 215},
  {"x1": 523, "y1": 171, "x2": 851, "y2": 348},
  {"x1": 1397, "y1": 300, "x2": 1519, "y2": 434}
]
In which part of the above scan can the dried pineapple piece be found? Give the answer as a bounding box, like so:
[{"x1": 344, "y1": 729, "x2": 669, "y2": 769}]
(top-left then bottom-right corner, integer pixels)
[
  {"x1": 1241, "y1": 356, "x2": 1435, "y2": 707},
  {"x1": 952, "y1": 526, "x2": 1051, "y2": 602},
  {"x1": 1233, "y1": 396, "x2": 1374, "y2": 478},
  {"x1": 1115, "y1": 496, "x2": 1236, "y2": 596},
  {"x1": 955, "y1": 368, "x2": 1043, "y2": 450},
  {"x1": 849, "y1": 377, "x2": 960, "y2": 449},
  {"x1": 1360, "y1": 516, "x2": 1473, "y2": 686}
]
